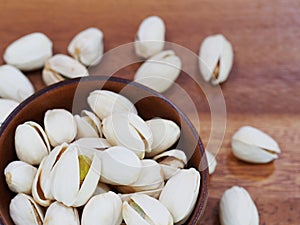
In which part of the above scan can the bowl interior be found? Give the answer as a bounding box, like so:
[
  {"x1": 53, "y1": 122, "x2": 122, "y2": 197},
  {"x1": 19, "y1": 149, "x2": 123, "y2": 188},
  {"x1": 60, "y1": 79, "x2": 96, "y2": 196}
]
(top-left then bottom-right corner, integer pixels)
[{"x1": 0, "y1": 76, "x2": 208, "y2": 225}]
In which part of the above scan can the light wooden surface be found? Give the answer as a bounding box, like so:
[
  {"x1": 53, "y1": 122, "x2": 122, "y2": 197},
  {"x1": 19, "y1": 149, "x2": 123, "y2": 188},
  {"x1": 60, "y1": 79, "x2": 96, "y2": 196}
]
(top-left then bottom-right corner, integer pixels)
[{"x1": 1, "y1": 0, "x2": 300, "y2": 224}]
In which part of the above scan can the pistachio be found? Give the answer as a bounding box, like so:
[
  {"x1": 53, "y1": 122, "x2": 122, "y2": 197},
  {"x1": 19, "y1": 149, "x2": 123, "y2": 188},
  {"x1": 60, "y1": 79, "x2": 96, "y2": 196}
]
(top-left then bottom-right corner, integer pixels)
[
  {"x1": 102, "y1": 112, "x2": 153, "y2": 159},
  {"x1": 68, "y1": 27, "x2": 104, "y2": 66},
  {"x1": 159, "y1": 168, "x2": 200, "y2": 224},
  {"x1": 134, "y1": 50, "x2": 182, "y2": 93},
  {"x1": 146, "y1": 118, "x2": 180, "y2": 157},
  {"x1": 74, "y1": 137, "x2": 111, "y2": 151},
  {"x1": 0, "y1": 65, "x2": 34, "y2": 102},
  {"x1": 219, "y1": 186, "x2": 259, "y2": 225},
  {"x1": 15, "y1": 121, "x2": 51, "y2": 165},
  {"x1": 42, "y1": 54, "x2": 89, "y2": 86},
  {"x1": 0, "y1": 98, "x2": 19, "y2": 126},
  {"x1": 205, "y1": 150, "x2": 217, "y2": 175},
  {"x1": 9, "y1": 193, "x2": 44, "y2": 225},
  {"x1": 82, "y1": 192, "x2": 122, "y2": 225},
  {"x1": 231, "y1": 126, "x2": 281, "y2": 163},
  {"x1": 44, "y1": 201, "x2": 80, "y2": 225},
  {"x1": 4, "y1": 32, "x2": 53, "y2": 71},
  {"x1": 134, "y1": 16, "x2": 165, "y2": 58},
  {"x1": 87, "y1": 90, "x2": 137, "y2": 120},
  {"x1": 122, "y1": 193, "x2": 173, "y2": 225},
  {"x1": 44, "y1": 108, "x2": 77, "y2": 146},
  {"x1": 4, "y1": 161, "x2": 37, "y2": 194},
  {"x1": 74, "y1": 110, "x2": 102, "y2": 139},
  {"x1": 199, "y1": 34, "x2": 233, "y2": 85}
]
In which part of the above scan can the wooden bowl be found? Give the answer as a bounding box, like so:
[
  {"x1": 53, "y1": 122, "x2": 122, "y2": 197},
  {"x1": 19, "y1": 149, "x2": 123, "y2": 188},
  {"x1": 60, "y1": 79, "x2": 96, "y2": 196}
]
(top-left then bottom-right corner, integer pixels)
[{"x1": 0, "y1": 76, "x2": 208, "y2": 225}]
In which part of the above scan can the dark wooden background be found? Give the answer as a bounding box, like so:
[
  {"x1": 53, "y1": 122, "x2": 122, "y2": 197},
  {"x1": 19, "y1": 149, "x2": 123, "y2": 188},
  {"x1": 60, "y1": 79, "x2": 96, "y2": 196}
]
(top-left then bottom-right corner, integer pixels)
[{"x1": 0, "y1": 0, "x2": 299, "y2": 224}]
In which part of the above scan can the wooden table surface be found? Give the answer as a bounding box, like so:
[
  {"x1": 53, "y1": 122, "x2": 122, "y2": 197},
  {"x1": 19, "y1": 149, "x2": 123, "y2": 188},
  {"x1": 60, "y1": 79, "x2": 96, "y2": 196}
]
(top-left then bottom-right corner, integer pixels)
[{"x1": 1, "y1": 0, "x2": 299, "y2": 224}]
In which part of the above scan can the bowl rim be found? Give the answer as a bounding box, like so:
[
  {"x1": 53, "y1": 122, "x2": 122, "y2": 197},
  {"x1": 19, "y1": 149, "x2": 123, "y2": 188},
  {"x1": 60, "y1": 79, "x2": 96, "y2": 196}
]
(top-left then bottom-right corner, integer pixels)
[{"x1": 0, "y1": 76, "x2": 208, "y2": 224}]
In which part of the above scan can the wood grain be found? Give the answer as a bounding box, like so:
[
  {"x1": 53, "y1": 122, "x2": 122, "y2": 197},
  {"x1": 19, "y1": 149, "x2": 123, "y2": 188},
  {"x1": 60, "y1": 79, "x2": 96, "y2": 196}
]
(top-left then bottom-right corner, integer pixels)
[{"x1": 0, "y1": 0, "x2": 299, "y2": 224}]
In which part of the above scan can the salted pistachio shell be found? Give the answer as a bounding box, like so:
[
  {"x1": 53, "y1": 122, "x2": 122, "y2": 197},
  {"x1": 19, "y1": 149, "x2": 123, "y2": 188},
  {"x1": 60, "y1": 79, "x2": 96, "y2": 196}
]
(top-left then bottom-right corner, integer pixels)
[
  {"x1": 82, "y1": 192, "x2": 122, "y2": 225},
  {"x1": 146, "y1": 118, "x2": 180, "y2": 157},
  {"x1": 15, "y1": 121, "x2": 51, "y2": 165},
  {"x1": 4, "y1": 161, "x2": 37, "y2": 194},
  {"x1": 199, "y1": 34, "x2": 233, "y2": 85},
  {"x1": 122, "y1": 193, "x2": 173, "y2": 225},
  {"x1": 102, "y1": 112, "x2": 153, "y2": 159},
  {"x1": 42, "y1": 54, "x2": 89, "y2": 86},
  {"x1": 0, "y1": 98, "x2": 19, "y2": 125},
  {"x1": 100, "y1": 146, "x2": 142, "y2": 185},
  {"x1": 87, "y1": 90, "x2": 137, "y2": 120},
  {"x1": 74, "y1": 110, "x2": 102, "y2": 139},
  {"x1": 44, "y1": 109, "x2": 77, "y2": 146},
  {"x1": 4, "y1": 32, "x2": 53, "y2": 71},
  {"x1": 159, "y1": 168, "x2": 200, "y2": 224},
  {"x1": 9, "y1": 193, "x2": 44, "y2": 225},
  {"x1": 68, "y1": 27, "x2": 104, "y2": 66},
  {"x1": 134, "y1": 16, "x2": 165, "y2": 58},
  {"x1": 205, "y1": 150, "x2": 217, "y2": 175},
  {"x1": 51, "y1": 144, "x2": 101, "y2": 207},
  {"x1": 219, "y1": 186, "x2": 259, "y2": 225},
  {"x1": 44, "y1": 201, "x2": 80, "y2": 225},
  {"x1": 0, "y1": 65, "x2": 34, "y2": 102},
  {"x1": 134, "y1": 50, "x2": 182, "y2": 93},
  {"x1": 93, "y1": 182, "x2": 111, "y2": 196},
  {"x1": 231, "y1": 126, "x2": 281, "y2": 163}
]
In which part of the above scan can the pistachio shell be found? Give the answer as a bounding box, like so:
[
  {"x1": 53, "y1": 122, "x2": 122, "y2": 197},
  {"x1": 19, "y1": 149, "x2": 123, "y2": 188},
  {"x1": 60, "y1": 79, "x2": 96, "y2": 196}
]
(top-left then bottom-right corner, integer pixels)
[
  {"x1": 15, "y1": 121, "x2": 51, "y2": 165},
  {"x1": 0, "y1": 65, "x2": 34, "y2": 102},
  {"x1": 82, "y1": 192, "x2": 122, "y2": 225},
  {"x1": 134, "y1": 50, "x2": 182, "y2": 93},
  {"x1": 102, "y1": 112, "x2": 153, "y2": 159},
  {"x1": 44, "y1": 201, "x2": 80, "y2": 225},
  {"x1": 199, "y1": 34, "x2": 233, "y2": 85},
  {"x1": 9, "y1": 193, "x2": 44, "y2": 225},
  {"x1": 134, "y1": 16, "x2": 165, "y2": 58},
  {"x1": 87, "y1": 90, "x2": 137, "y2": 120},
  {"x1": 4, "y1": 32, "x2": 53, "y2": 71},
  {"x1": 42, "y1": 54, "x2": 89, "y2": 86},
  {"x1": 122, "y1": 194, "x2": 173, "y2": 225},
  {"x1": 74, "y1": 110, "x2": 102, "y2": 139},
  {"x1": 100, "y1": 146, "x2": 142, "y2": 185},
  {"x1": 0, "y1": 98, "x2": 19, "y2": 125},
  {"x1": 4, "y1": 161, "x2": 37, "y2": 194},
  {"x1": 219, "y1": 186, "x2": 259, "y2": 225},
  {"x1": 44, "y1": 109, "x2": 77, "y2": 146},
  {"x1": 74, "y1": 137, "x2": 111, "y2": 150},
  {"x1": 231, "y1": 126, "x2": 281, "y2": 163},
  {"x1": 205, "y1": 150, "x2": 217, "y2": 175},
  {"x1": 68, "y1": 27, "x2": 104, "y2": 66},
  {"x1": 159, "y1": 168, "x2": 200, "y2": 224}
]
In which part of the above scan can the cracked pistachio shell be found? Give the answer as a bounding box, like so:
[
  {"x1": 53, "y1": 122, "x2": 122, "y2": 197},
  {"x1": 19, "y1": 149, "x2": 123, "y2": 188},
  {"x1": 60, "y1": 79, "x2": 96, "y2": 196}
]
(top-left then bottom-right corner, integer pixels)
[
  {"x1": 231, "y1": 126, "x2": 281, "y2": 163},
  {"x1": 199, "y1": 34, "x2": 233, "y2": 85},
  {"x1": 102, "y1": 112, "x2": 153, "y2": 159},
  {"x1": 0, "y1": 98, "x2": 19, "y2": 125},
  {"x1": 4, "y1": 32, "x2": 53, "y2": 71},
  {"x1": 74, "y1": 137, "x2": 111, "y2": 151},
  {"x1": 44, "y1": 201, "x2": 80, "y2": 225},
  {"x1": 134, "y1": 16, "x2": 165, "y2": 58},
  {"x1": 100, "y1": 146, "x2": 142, "y2": 185},
  {"x1": 9, "y1": 193, "x2": 44, "y2": 225},
  {"x1": 146, "y1": 118, "x2": 180, "y2": 157},
  {"x1": 68, "y1": 27, "x2": 104, "y2": 66},
  {"x1": 134, "y1": 50, "x2": 182, "y2": 93},
  {"x1": 0, "y1": 65, "x2": 34, "y2": 102},
  {"x1": 4, "y1": 161, "x2": 37, "y2": 194},
  {"x1": 82, "y1": 192, "x2": 122, "y2": 225},
  {"x1": 159, "y1": 168, "x2": 200, "y2": 224},
  {"x1": 205, "y1": 150, "x2": 217, "y2": 175},
  {"x1": 87, "y1": 90, "x2": 137, "y2": 120},
  {"x1": 44, "y1": 109, "x2": 77, "y2": 146},
  {"x1": 74, "y1": 110, "x2": 102, "y2": 139},
  {"x1": 51, "y1": 144, "x2": 102, "y2": 207},
  {"x1": 117, "y1": 159, "x2": 164, "y2": 193},
  {"x1": 122, "y1": 193, "x2": 173, "y2": 225},
  {"x1": 15, "y1": 121, "x2": 51, "y2": 165},
  {"x1": 219, "y1": 186, "x2": 259, "y2": 225},
  {"x1": 42, "y1": 54, "x2": 89, "y2": 86}
]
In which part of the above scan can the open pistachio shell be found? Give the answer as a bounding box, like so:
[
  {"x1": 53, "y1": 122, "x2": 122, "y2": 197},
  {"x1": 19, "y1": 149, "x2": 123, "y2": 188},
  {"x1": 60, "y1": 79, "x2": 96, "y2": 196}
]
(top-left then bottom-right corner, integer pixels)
[
  {"x1": 15, "y1": 121, "x2": 51, "y2": 165},
  {"x1": 82, "y1": 192, "x2": 122, "y2": 225},
  {"x1": 0, "y1": 98, "x2": 19, "y2": 126},
  {"x1": 74, "y1": 137, "x2": 111, "y2": 151},
  {"x1": 159, "y1": 168, "x2": 200, "y2": 224},
  {"x1": 74, "y1": 110, "x2": 102, "y2": 139},
  {"x1": 87, "y1": 90, "x2": 137, "y2": 120}
]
